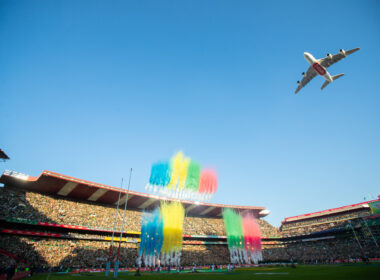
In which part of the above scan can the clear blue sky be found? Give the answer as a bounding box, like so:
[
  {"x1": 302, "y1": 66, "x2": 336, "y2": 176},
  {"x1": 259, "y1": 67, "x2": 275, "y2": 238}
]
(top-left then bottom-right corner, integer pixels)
[{"x1": 1, "y1": 0, "x2": 379, "y2": 226}]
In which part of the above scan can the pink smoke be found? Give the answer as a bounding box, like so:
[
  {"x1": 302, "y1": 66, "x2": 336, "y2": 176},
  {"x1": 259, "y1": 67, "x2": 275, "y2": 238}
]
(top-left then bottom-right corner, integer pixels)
[
  {"x1": 242, "y1": 213, "x2": 262, "y2": 253},
  {"x1": 198, "y1": 169, "x2": 218, "y2": 194}
]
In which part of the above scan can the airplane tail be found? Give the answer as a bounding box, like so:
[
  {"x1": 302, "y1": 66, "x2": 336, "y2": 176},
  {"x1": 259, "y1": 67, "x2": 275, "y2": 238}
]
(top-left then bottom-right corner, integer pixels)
[{"x1": 321, "y1": 73, "x2": 344, "y2": 90}]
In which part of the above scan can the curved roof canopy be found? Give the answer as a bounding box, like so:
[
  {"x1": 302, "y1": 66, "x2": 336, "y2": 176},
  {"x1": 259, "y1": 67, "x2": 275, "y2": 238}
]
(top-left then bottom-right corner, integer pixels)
[
  {"x1": 0, "y1": 170, "x2": 268, "y2": 218},
  {"x1": 282, "y1": 199, "x2": 378, "y2": 224}
]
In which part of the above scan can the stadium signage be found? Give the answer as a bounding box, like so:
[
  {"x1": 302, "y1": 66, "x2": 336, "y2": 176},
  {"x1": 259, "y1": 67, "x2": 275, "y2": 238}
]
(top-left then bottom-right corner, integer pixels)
[
  {"x1": 369, "y1": 201, "x2": 380, "y2": 214},
  {"x1": 1, "y1": 229, "x2": 61, "y2": 237},
  {"x1": 301, "y1": 236, "x2": 335, "y2": 242}
]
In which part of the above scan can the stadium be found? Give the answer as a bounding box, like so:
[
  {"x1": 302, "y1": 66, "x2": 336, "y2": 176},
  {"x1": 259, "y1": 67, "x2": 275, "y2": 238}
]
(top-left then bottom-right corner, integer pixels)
[
  {"x1": 0, "y1": 169, "x2": 379, "y2": 279},
  {"x1": 1, "y1": 1, "x2": 380, "y2": 279}
]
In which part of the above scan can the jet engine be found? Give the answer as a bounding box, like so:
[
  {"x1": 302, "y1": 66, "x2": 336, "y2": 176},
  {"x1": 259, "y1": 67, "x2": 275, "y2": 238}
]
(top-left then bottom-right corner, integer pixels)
[
  {"x1": 339, "y1": 49, "x2": 346, "y2": 56},
  {"x1": 297, "y1": 81, "x2": 300, "y2": 84},
  {"x1": 302, "y1": 72, "x2": 306, "y2": 77},
  {"x1": 326, "y1": 53, "x2": 332, "y2": 58}
]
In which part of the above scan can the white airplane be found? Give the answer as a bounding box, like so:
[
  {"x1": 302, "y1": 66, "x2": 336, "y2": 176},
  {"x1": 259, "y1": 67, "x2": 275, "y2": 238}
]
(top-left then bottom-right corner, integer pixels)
[{"x1": 295, "y1": 47, "x2": 360, "y2": 94}]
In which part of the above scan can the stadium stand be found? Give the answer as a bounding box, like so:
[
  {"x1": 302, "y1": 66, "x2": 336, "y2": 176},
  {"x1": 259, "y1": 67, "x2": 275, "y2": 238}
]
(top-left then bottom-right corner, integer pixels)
[
  {"x1": 272, "y1": 199, "x2": 380, "y2": 263},
  {"x1": 280, "y1": 201, "x2": 375, "y2": 237},
  {"x1": 0, "y1": 170, "x2": 272, "y2": 272},
  {"x1": 0, "y1": 185, "x2": 272, "y2": 237},
  {"x1": 0, "y1": 169, "x2": 379, "y2": 275},
  {"x1": 263, "y1": 229, "x2": 380, "y2": 263}
]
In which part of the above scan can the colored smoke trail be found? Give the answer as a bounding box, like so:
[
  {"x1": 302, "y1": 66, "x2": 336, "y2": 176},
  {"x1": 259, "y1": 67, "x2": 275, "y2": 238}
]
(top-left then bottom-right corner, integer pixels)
[
  {"x1": 146, "y1": 151, "x2": 218, "y2": 201},
  {"x1": 137, "y1": 209, "x2": 163, "y2": 268},
  {"x1": 149, "y1": 162, "x2": 171, "y2": 189},
  {"x1": 167, "y1": 152, "x2": 185, "y2": 190},
  {"x1": 242, "y1": 213, "x2": 262, "y2": 264},
  {"x1": 160, "y1": 201, "x2": 185, "y2": 266},
  {"x1": 223, "y1": 209, "x2": 262, "y2": 264},
  {"x1": 223, "y1": 208, "x2": 244, "y2": 250},
  {"x1": 185, "y1": 161, "x2": 201, "y2": 192},
  {"x1": 199, "y1": 169, "x2": 218, "y2": 198},
  {"x1": 137, "y1": 202, "x2": 185, "y2": 267}
]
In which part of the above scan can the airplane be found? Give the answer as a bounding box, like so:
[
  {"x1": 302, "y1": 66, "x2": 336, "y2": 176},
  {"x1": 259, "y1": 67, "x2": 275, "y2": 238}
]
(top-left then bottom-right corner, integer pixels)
[{"x1": 295, "y1": 47, "x2": 360, "y2": 94}]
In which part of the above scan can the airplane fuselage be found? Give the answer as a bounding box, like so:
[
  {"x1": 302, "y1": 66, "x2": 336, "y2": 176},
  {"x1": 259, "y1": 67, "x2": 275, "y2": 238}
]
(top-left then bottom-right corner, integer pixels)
[{"x1": 304, "y1": 52, "x2": 333, "y2": 82}]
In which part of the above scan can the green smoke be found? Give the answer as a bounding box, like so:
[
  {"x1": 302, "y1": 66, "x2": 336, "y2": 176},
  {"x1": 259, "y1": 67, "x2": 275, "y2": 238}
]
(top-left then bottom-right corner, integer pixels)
[
  {"x1": 222, "y1": 208, "x2": 244, "y2": 249},
  {"x1": 185, "y1": 161, "x2": 201, "y2": 191}
]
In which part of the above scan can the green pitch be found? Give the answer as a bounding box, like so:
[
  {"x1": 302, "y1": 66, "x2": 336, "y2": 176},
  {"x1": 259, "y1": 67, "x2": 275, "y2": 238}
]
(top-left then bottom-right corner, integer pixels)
[{"x1": 30, "y1": 264, "x2": 380, "y2": 280}]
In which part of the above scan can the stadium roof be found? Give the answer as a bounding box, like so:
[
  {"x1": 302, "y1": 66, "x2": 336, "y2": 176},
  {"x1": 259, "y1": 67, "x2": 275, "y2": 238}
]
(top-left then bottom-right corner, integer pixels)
[
  {"x1": 282, "y1": 199, "x2": 379, "y2": 224},
  {"x1": 0, "y1": 149, "x2": 10, "y2": 161},
  {"x1": 0, "y1": 170, "x2": 268, "y2": 218}
]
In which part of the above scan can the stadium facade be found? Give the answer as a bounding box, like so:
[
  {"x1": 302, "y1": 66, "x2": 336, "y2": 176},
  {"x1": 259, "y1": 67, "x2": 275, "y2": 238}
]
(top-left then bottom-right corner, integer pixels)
[{"x1": 0, "y1": 169, "x2": 379, "y2": 273}]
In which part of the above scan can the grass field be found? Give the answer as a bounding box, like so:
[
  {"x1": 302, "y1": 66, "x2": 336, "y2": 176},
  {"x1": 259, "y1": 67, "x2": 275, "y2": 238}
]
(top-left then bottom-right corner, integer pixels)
[{"x1": 29, "y1": 264, "x2": 380, "y2": 280}]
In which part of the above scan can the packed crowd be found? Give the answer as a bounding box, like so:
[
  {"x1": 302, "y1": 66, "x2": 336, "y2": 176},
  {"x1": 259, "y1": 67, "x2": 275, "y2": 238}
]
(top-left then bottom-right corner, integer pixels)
[
  {"x1": 0, "y1": 187, "x2": 142, "y2": 232},
  {"x1": 181, "y1": 245, "x2": 229, "y2": 265},
  {"x1": 280, "y1": 210, "x2": 372, "y2": 237},
  {"x1": 183, "y1": 216, "x2": 224, "y2": 236},
  {"x1": 0, "y1": 235, "x2": 231, "y2": 270},
  {"x1": 262, "y1": 230, "x2": 380, "y2": 263},
  {"x1": 2, "y1": 186, "x2": 378, "y2": 271},
  {"x1": 0, "y1": 185, "x2": 369, "y2": 240},
  {"x1": 1, "y1": 226, "x2": 378, "y2": 271},
  {"x1": 0, "y1": 187, "x2": 278, "y2": 238},
  {"x1": 0, "y1": 235, "x2": 139, "y2": 269},
  {"x1": 258, "y1": 219, "x2": 280, "y2": 238}
]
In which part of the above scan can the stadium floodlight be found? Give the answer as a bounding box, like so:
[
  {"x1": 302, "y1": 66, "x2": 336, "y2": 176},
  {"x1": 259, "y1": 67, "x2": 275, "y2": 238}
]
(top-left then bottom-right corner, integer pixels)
[
  {"x1": 3, "y1": 170, "x2": 29, "y2": 181},
  {"x1": 259, "y1": 209, "x2": 270, "y2": 216}
]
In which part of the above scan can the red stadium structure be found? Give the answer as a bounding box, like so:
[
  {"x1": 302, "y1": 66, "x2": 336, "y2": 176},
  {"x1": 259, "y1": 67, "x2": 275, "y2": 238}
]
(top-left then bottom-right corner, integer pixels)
[
  {"x1": 282, "y1": 199, "x2": 380, "y2": 224},
  {"x1": 0, "y1": 170, "x2": 269, "y2": 218}
]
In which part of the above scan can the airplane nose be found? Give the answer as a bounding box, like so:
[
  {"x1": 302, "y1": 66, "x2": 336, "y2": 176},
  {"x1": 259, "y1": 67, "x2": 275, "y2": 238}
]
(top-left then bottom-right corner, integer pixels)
[{"x1": 303, "y1": 52, "x2": 314, "y2": 63}]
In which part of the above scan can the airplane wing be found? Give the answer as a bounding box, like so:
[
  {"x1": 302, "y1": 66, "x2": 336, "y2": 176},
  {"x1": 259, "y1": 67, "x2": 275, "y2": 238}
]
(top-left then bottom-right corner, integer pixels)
[
  {"x1": 295, "y1": 66, "x2": 317, "y2": 94},
  {"x1": 319, "y1": 47, "x2": 360, "y2": 68}
]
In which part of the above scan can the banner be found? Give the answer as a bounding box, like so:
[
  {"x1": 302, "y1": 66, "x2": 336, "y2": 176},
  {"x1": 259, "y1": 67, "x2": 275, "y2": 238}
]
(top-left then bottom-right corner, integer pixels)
[
  {"x1": 301, "y1": 236, "x2": 335, "y2": 242},
  {"x1": 104, "y1": 237, "x2": 140, "y2": 243},
  {"x1": 1, "y1": 229, "x2": 61, "y2": 237},
  {"x1": 369, "y1": 201, "x2": 380, "y2": 214}
]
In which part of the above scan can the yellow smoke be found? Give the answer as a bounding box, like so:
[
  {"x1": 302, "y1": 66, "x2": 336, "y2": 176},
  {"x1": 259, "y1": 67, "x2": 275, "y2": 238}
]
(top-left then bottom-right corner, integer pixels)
[
  {"x1": 167, "y1": 151, "x2": 190, "y2": 191},
  {"x1": 160, "y1": 201, "x2": 185, "y2": 254}
]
